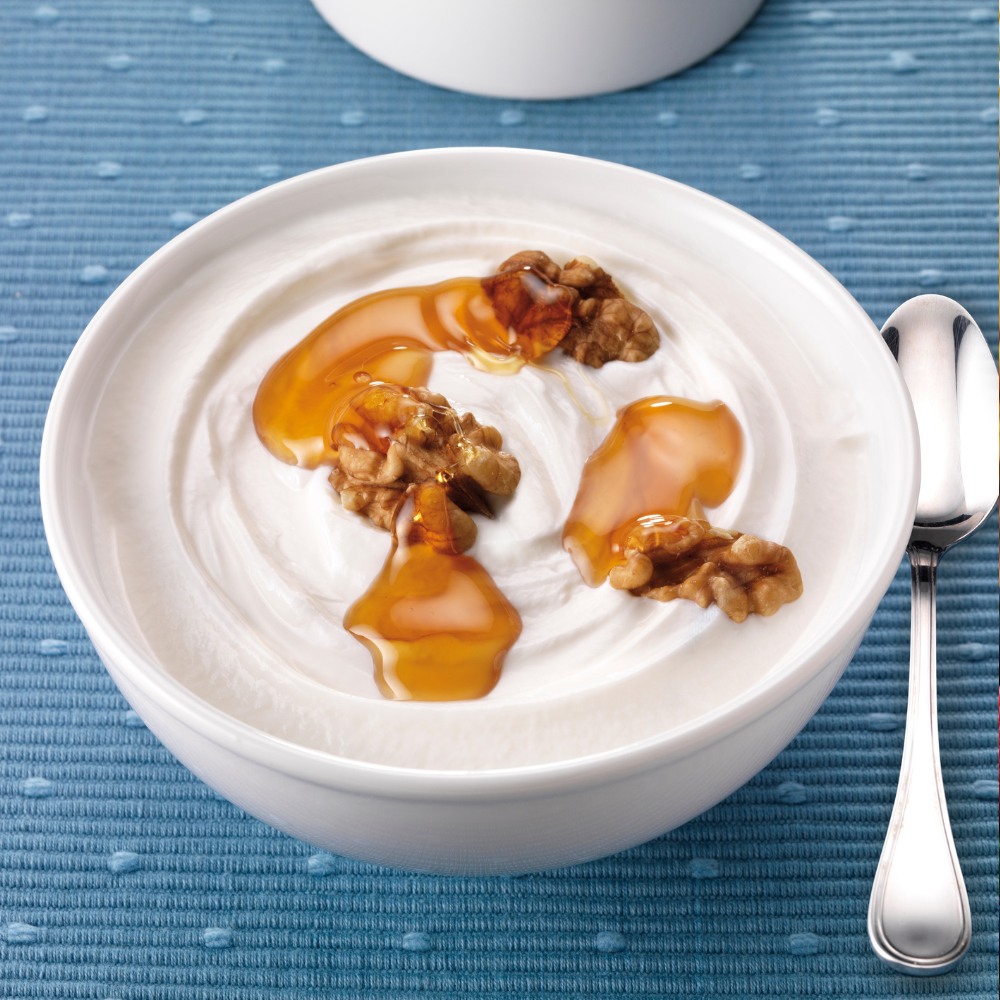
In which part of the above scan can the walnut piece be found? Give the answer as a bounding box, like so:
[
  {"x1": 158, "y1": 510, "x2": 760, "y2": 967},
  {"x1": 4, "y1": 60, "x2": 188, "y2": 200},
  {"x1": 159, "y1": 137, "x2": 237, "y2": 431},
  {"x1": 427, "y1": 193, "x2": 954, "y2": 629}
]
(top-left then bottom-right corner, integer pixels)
[
  {"x1": 482, "y1": 251, "x2": 660, "y2": 367},
  {"x1": 557, "y1": 257, "x2": 660, "y2": 367},
  {"x1": 328, "y1": 383, "x2": 520, "y2": 551},
  {"x1": 480, "y1": 253, "x2": 575, "y2": 360},
  {"x1": 608, "y1": 515, "x2": 803, "y2": 623}
]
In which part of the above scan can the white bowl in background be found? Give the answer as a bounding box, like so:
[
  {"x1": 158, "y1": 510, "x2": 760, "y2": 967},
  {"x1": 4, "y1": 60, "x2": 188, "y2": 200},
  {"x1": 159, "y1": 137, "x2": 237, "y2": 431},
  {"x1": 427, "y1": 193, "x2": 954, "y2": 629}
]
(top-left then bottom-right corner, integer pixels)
[
  {"x1": 310, "y1": 0, "x2": 767, "y2": 99},
  {"x1": 40, "y1": 149, "x2": 918, "y2": 873}
]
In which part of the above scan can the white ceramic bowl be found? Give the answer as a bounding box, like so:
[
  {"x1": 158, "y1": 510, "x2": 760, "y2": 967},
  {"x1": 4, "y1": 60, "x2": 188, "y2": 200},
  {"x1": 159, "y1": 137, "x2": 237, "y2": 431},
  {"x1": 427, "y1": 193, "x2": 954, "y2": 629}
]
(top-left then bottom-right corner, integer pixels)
[
  {"x1": 311, "y1": 0, "x2": 767, "y2": 99},
  {"x1": 40, "y1": 149, "x2": 918, "y2": 874}
]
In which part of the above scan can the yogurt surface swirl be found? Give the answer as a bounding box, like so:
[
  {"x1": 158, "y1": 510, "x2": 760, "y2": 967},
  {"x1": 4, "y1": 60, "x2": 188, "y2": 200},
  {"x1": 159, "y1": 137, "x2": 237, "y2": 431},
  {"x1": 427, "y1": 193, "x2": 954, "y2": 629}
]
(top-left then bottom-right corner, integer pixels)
[{"x1": 86, "y1": 193, "x2": 869, "y2": 769}]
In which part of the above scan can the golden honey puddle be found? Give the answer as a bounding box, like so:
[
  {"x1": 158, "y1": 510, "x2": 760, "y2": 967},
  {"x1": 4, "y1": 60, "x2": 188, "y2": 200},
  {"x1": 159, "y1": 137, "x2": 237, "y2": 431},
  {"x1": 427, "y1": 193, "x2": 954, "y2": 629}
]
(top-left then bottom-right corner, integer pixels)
[{"x1": 562, "y1": 397, "x2": 743, "y2": 585}]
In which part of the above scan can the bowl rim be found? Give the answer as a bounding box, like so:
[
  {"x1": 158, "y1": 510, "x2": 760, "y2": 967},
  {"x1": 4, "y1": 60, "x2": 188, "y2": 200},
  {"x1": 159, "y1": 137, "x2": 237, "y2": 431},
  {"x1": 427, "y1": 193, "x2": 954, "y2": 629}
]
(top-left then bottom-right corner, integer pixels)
[{"x1": 39, "y1": 147, "x2": 919, "y2": 801}]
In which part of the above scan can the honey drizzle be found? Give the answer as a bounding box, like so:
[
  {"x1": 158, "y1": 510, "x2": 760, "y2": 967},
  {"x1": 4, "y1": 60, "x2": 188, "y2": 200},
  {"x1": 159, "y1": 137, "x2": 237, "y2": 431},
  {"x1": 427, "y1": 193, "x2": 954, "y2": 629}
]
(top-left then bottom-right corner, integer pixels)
[
  {"x1": 562, "y1": 397, "x2": 744, "y2": 586},
  {"x1": 253, "y1": 276, "x2": 530, "y2": 701},
  {"x1": 343, "y1": 493, "x2": 522, "y2": 701},
  {"x1": 252, "y1": 277, "x2": 517, "y2": 469}
]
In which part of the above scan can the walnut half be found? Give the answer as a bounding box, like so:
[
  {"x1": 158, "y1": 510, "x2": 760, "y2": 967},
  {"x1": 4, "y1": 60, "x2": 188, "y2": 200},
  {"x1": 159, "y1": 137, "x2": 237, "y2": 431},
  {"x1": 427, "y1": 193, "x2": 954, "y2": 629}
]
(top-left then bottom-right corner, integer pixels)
[
  {"x1": 557, "y1": 257, "x2": 660, "y2": 368},
  {"x1": 482, "y1": 251, "x2": 660, "y2": 367},
  {"x1": 608, "y1": 515, "x2": 803, "y2": 623},
  {"x1": 328, "y1": 383, "x2": 520, "y2": 552}
]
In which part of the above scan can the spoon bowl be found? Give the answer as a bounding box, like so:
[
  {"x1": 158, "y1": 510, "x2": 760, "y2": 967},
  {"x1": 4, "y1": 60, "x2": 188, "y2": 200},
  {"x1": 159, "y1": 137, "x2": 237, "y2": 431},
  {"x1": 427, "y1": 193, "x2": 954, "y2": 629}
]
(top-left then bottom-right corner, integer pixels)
[{"x1": 868, "y1": 294, "x2": 999, "y2": 975}]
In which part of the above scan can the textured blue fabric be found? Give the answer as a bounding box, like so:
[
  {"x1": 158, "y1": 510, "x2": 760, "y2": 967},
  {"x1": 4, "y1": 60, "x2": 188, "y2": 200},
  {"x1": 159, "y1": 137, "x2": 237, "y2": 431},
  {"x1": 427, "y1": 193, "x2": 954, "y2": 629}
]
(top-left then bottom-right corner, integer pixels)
[{"x1": 1, "y1": 1, "x2": 997, "y2": 997}]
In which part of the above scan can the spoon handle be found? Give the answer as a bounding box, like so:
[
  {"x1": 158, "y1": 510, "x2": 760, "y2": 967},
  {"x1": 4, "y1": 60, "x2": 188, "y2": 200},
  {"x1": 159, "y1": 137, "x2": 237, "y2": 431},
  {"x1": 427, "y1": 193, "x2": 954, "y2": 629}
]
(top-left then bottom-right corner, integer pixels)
[{"x1": 867, "y1": 544, "x2": 972, "y2": 974}]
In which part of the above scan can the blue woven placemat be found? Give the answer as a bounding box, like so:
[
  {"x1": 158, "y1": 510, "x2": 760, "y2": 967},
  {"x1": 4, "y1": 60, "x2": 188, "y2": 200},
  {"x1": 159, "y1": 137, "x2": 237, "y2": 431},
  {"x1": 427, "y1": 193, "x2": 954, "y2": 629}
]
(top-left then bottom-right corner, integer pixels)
[{"x1": 1, "y1": 1, "x2": 996, "y2": 997}]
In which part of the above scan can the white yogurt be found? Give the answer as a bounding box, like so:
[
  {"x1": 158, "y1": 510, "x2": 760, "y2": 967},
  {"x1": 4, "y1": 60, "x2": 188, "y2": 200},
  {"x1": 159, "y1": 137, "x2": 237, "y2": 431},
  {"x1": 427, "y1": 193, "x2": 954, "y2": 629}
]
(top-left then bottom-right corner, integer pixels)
[{"x1": 86, "y1": 195, "x2": 869, "y2": 769}]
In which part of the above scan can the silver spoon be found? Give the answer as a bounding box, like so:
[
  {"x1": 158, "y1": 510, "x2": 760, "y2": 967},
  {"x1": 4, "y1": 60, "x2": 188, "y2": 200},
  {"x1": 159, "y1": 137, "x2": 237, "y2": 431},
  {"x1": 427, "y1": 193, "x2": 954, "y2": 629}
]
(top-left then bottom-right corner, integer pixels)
[{"x1": 867, "y1": 294, "x2": 998, "y2": 975}]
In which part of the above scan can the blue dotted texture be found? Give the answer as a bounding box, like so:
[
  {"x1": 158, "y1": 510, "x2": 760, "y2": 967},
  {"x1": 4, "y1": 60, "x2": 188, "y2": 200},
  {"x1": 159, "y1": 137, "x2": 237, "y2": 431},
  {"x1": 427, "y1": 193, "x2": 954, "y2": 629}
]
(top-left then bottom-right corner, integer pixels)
[{"x1": 1, "y1": 1, "x2": 997, "y2": 998}]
